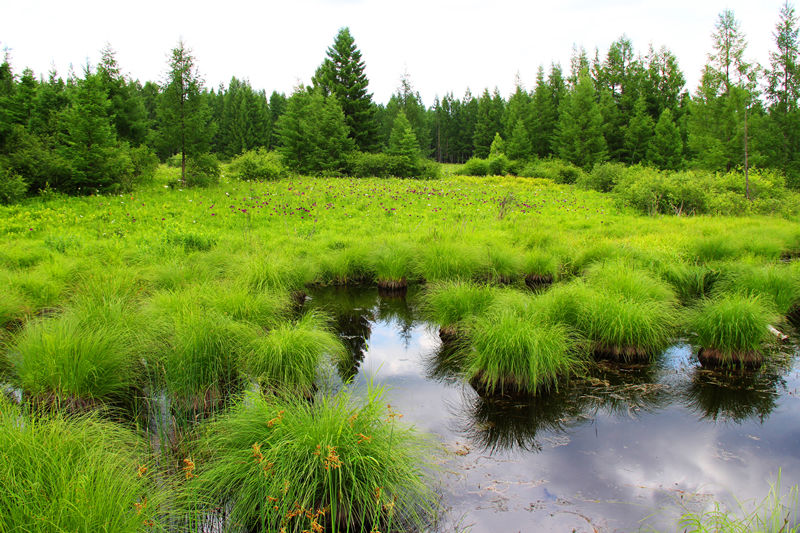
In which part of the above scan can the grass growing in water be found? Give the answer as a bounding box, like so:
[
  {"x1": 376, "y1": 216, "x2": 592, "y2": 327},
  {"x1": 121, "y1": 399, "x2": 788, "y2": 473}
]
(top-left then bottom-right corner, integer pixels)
[
  {"x1": 686, "y1": 294, "x2": 777, "y2": 366},
  {"x1": 420, "y1": 280, "x2": 498, "y2": 329},
  {"x1": 679, "y1": 472, "x2": 798, "y2": 532},
  {"x1": 188, "y1": 386, "x2": 436, "y2": 532},
  {"x1": 0, "y1": 399, "x2": 171, "y2": 531},
  {"x1": 242, "y1": 311, "x2": 345, "y2": 392},
  {"x1": 467, "y1": 310, "x2": 583, "y2": 395}
]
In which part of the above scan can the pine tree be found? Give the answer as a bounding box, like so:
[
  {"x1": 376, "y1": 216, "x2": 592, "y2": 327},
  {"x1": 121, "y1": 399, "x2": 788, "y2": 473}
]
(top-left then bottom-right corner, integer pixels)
[
  {"x1": 502, "y1": 76, "x2": 530, "y2": 138},
  {"x1": 646, "y1": 108, "x2": 683, "y2": 169},
  {"x1": 155, "y1": 39, "x2": 215, "y2": 183},
  {"x1": 312, "y1": 27, "x2": 379, "y2": 151},
  {"x1": 623, "y1": 95, "x2": 655, "y2": 164},
  {"x1": 277, "y1": 88, "x2": 354, "y2": 175},
  {"x1": 555, "y1": 69, "x2": 608, "y2": 168},
  {"x1": 473, "y1": 88, "x2": 503, "y2": 158},
  {"x1": 530, "y1": 64, "x2": 564, "y2": 158}
]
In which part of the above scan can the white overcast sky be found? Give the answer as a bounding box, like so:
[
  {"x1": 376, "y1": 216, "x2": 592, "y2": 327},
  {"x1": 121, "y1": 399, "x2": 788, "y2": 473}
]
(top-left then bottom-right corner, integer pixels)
[{"x1": 0, "y1": 0, "x2": 790, "y2": 104}]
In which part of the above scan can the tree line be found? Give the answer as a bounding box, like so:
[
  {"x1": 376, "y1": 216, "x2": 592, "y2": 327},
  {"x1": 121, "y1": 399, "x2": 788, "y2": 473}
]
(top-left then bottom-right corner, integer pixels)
[{"x1": 1, "y1": 4, "x2": 799, "y2": 199}]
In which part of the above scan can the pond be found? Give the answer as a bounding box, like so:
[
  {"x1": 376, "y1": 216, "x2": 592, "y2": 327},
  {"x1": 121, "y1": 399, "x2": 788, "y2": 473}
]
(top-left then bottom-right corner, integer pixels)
[{"x1": 308, "y1": 286, "x2": 800, "y2": 533}]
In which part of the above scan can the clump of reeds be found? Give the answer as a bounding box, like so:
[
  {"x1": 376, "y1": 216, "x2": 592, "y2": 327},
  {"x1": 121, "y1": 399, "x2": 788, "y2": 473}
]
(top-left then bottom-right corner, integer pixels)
[
  {"x1": 187, "y1": 386, "x2": 437, "y2": 532},
  {"x1": 0, "y1": 400, "x2": 171, "y2": 531},
  {"x1": 242, "y1": 311, "x2": 346, "y2": 393},
  {"x1": 713, "y1": 264, "x2": 800, "y2": 317},
  {"x1": 420, "y1": 280, "x2": 498, "y2": 340},
  {"x1": 467, "y1": 310, "x2": 583, "y2": 396},
  {"x1": 686, "y1": 294, "x2": 777, "y2": 367}
]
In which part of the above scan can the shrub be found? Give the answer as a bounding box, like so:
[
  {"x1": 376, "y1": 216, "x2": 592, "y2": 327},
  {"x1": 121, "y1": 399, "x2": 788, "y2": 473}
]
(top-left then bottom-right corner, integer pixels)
[
  {"x1": 346, "y1": 151, "x2": 397, "y2": 178},
  {"x1": 0, "y1": 165, "x2": 28, "y2": 204},
  {"x1": 122, "y1": 145, "x2": 159, "y2": 191},
  {"x1": 487, "y1": 154, "x2": 510, "y2": 176},
  {"x1": 460, "y1": 157, "x2": 490, "y2": 176},
  {"x1": 184, "y1": 152, "x2": 221, "y2": 187},
  {"x1": 468, "y1": 310, "x2": 582, "y2": 395},
  {"x1": 520, "y1": 159, "x2": 587, "y2": 184},
  {"x1": 0, "y1": 403, "x2": 171, "y2": 531},
  {"x1": 578, "y1": 162, "x2": 628, "y2": 192},
  {"x1": 189, "y1": 387, "x2": 436, "y2": 532},
  {"x1": 229, "y1": 148, "x2": 288, "y2": 181}
]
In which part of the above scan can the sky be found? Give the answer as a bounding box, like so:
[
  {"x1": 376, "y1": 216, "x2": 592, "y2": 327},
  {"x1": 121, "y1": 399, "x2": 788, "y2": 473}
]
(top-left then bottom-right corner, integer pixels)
[{"x1": 0, "y1": 0, "x2": 791, "y2": 105}]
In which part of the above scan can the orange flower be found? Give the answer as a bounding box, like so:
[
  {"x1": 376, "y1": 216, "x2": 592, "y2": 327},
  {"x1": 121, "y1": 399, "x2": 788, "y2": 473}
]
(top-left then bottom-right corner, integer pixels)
[
  {"x1": 323, "y1": 446, "x2": 341, "y2": 470},
  {"x1": 356, "y1": 433, "x2": 372, "y2": 444},
  {"x1": 252, "y1": 443, "x2": 264, "y2": 463},
  {"x1": 183, "y1": 458, "x2": 196, "y2": 479},
  {"x1": 137, "y1": 465, "x2": 148, "y2": 478},
  {"x1": 268, "y1": 410, "x2": 285, "y2": 428}
]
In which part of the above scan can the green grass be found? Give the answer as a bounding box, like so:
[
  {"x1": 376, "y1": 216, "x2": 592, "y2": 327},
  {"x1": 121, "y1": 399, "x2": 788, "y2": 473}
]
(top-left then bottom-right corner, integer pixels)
[
  {"x1": 713, "y1": 263, "x2": 800, "y2": 316},
  {"x1": 188, "y1": 386, "x2": 437, "y2": 532},
  {"x1": 242, "y1": 311, "x2": 346, "y2": 392},
  {"x1": 679, "y1": 471, "x2": 798, "y2": 533},
  {"x1": 467, "y1": 310, "x2": 583, "y2": 395},
  {"x1": 8, "y1": 297, "x2": 144, "y2": 407},
  {"x1": 0, "y1": 399, "x2": 172, "y2": 531},
  {"x1": 420, "y1": 280, "x2": 498, "y2": 328},
  {"x1": 686, "y1": 294, "x2": 777, "y2": 364}
]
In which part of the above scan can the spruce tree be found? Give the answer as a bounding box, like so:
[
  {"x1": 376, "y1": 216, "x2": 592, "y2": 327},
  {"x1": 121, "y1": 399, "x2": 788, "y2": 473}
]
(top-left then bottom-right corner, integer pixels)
[
  {"x1": 507, "y1": 118, "x2": 532, "y2": 160},
  {"x1": 555, "y1": 69, "x2": 608, "y2": 168},
  {"x1": 623, "y1": 95, "x2": 655, "y2": 164},
  {"x1": 312, "y1": 27, "x2": 379, "y2": 151},
  {"x1": 97, "y1": 45, "x2": 148, "y2": 145},
  {"x1": 155, "y1": 39, "x2": 214, "y2": 182},
  {"x1": 473, "y1": 89, "x2": 502, "y2": 158},
  {"x1": 387, "y1": 111, "x2": 420, "y2": 176},
  {"x1": 277, "y1": 88, "x2": 354, "y2": 175},
  {"x1": 646, "y1": 108, "x2": 683, "y2": 170}
]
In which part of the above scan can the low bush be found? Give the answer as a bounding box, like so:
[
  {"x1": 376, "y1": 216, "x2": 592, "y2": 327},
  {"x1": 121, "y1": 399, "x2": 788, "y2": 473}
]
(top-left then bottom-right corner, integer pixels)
[
  {"x1": 577, "y1": 162, "x2": 628, "y2": 192},
  {"x1": 460, "y1": 157, "x2": 490, "y2": 177},
  {"x1": 189, "y1": 387, "x2": 436, "y2": 532},
  {"x1": 487, "y1": 154, "x2": 511, "y2": 176},
  {"x1": 0, "y1": 165, "x2": 28, "y2": 204},
  {"x1": 229, "y1": 148, "x2": 287, "y2": 181},
  {"x1": 183, "y1": 153, "x2": 221, "y2": 187},
  {"x1": 520, "y1": 159, "x2": 587, "y2": 184}
]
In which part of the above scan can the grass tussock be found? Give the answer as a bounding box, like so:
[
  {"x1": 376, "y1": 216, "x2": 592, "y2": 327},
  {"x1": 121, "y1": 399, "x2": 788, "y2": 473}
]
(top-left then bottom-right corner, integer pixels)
[
  {"x1": 713, "y1": 264, "x2": 800, "y2": 316},
  {"x1": 188, "y1": 387, "x2": 437, "y2": 532},
  {"x1": 468, "y1": 310, "x2": 583, "y2": 395},
  {"x1": 0, "y1": 400, "x2": 171, "y2": 531},
  {"x1": 242, "y1": 311, "x2": 345, "y2": 392},
  {"x1": 686, "y1": 294, "x2": 777, "y2": 366},
  {"x1": 420, "y1": 280, "x2": 498, "y2": 329}
]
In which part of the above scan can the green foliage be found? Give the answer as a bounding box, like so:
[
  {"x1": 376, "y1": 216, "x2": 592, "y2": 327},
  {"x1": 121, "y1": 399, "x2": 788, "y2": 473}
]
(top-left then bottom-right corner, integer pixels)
[
  {"x1": 646, "y1": 108, "x2": 683, "y2": 170},
  {"x1": 0, "y1": 404, "x2": 171, "y2": 532},
  {"x1": 421, "y1": 280, "x2": 497, "y2": 327},
  {"x1": 487, "y1": 154, "x2": 510, "y2": 176},
  {"x1": 229, "y1": 148, "x2": 287, "y2": 181},
  {"x1": 278, "y1": 88, "x2": 355, "y2": 175},
  {"x1": 521, "y1": 158, "x2": 587, "y2": 184},
  {"x1": 184, "y1": 152, "x2": 221, "y2": 187},
  {"x1": 686, "y1": 294, "x2": 776, "y2": 359},
  {"x1": 468, "y1": 310, "x2": 582, "y2": 395},
  {"x1": 189, "y1": 387, "x2": 436, "y2": 532},
  {"x1": 312, "y1": 27, "x2": 380, "y2": 151},
  {"x1": 577, "y1": 161, "x2": 628, "y2": 192},
  {"x1": 0, "y1": 164, "x2": 27, "y2": 204},
  {"x1": 555, "y1": 69, "x2": 608, "y2": 169},
  {"x1": 8, "y1": 298, "x2": 143, "y2": 405},
  {"x1": 713, "y1": 264, "x2": 800, "y2": 315},
  {"x1": 460, "y1": 157, "x2": 490, "y2": 176},
  {"x1": 242, "y1": 311, "x2": 345, "y2": 392},
  {"x1": 387, "y1": 111, "x2": 422, "y2": 177}
]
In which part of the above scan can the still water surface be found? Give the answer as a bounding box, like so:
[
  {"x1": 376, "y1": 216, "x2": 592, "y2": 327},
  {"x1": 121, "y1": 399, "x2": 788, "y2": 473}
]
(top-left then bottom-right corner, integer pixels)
[{"x1": 309, "y1": 286, "x2": 800, "y2": 533}]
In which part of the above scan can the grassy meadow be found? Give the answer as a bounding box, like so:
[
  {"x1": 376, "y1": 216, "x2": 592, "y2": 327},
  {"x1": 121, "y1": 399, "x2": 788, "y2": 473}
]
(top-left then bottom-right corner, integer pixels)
[{"x1": 1, "y1": 165, "x2": 800, "y2": 531}]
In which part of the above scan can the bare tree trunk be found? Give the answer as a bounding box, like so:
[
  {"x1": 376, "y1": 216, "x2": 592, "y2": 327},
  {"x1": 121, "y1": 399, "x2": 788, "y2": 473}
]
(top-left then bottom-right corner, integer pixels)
[{"x1": 744, "y1": 104, "x2": 750, "y2": 201}]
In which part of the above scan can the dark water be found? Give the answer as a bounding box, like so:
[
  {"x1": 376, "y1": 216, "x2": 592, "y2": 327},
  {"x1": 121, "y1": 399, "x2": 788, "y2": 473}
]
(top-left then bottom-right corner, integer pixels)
[{"x1": 308, "y1": 286, "x2": 800, "y2": 533}]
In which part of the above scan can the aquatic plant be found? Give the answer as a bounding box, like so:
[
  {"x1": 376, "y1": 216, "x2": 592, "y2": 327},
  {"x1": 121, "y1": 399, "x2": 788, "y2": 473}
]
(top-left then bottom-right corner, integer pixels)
[
  {"x1": 420, "y1": 280, "x2": 498, "y2": 334},
  {"x1": 467, "y1": 310, "x2": 583, "y2": 395},
  {"x1": 188, "y1": 386, "x2": 436, "y2": 532},
  {"x1": 713, "y1": 264, "x2": 800, "y2": 316},
  {"x1": 686, "y1": 294, "x2": 777, "y2": 366},
  {"x1": 242, "y1": 311, "x2": 346, "y2": 392},
  {"x1": 0, "y1": 400, "x2": 171, "y2": 531}
]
